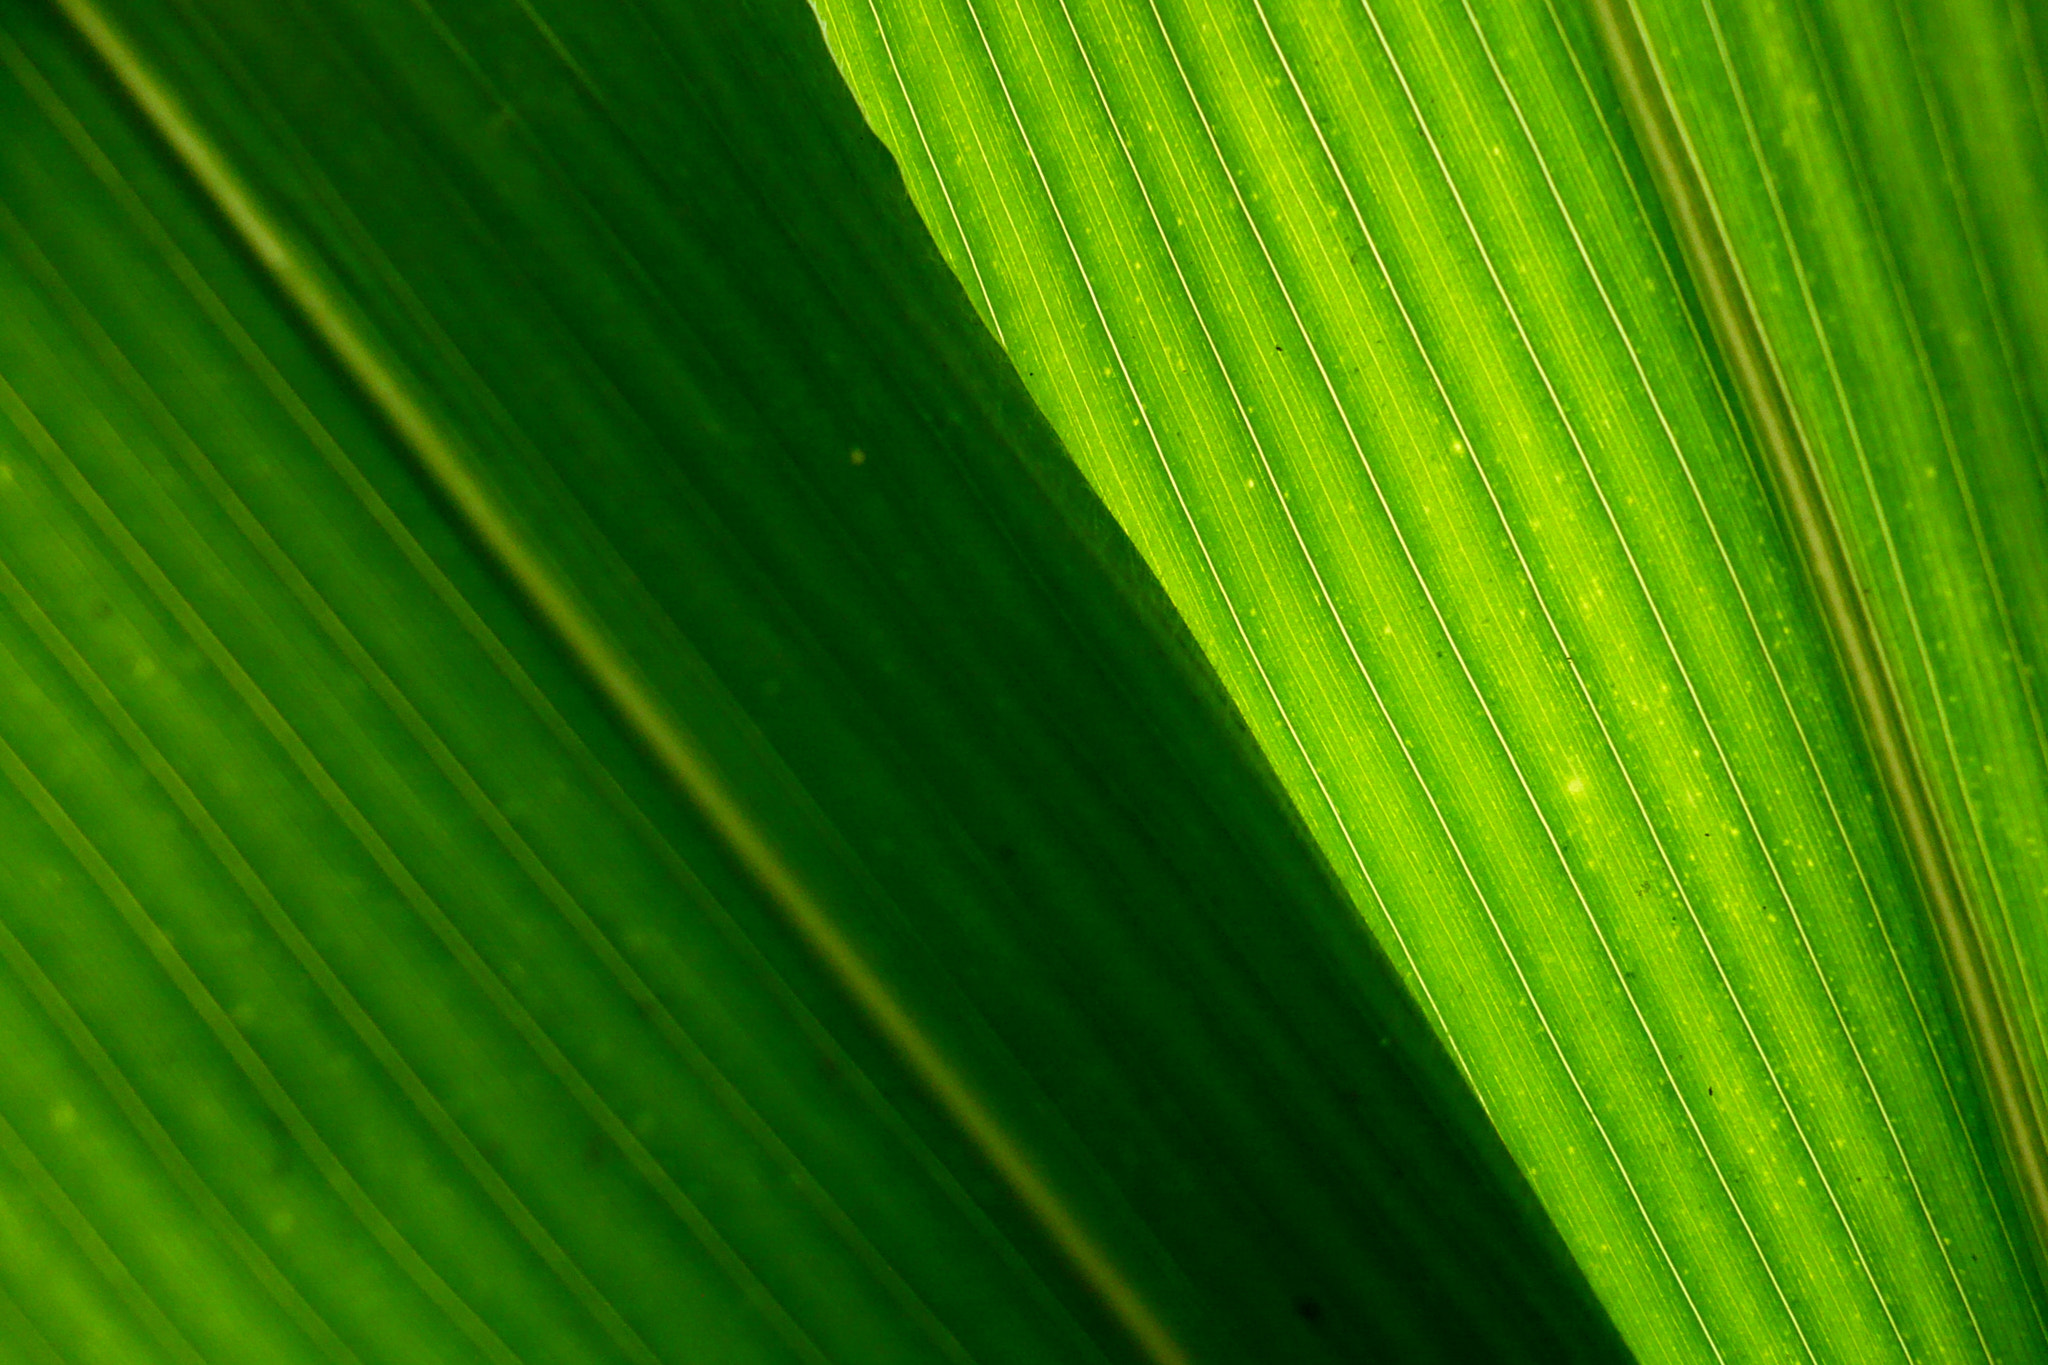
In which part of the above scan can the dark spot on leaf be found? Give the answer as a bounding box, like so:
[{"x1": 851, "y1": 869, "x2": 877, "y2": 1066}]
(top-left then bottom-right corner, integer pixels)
[{"x1": 1293, "y1": 1296, "x2": 1324, "y2": 1324}]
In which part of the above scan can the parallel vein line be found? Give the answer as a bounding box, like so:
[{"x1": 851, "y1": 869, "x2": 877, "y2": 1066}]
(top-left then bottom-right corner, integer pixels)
[
  {"x1": 1839, "y1": 0, "x2": 2048, "y2": 1122},
  {"x1": 21, "y1": 23, "x2": 1078, "y2": 1353},
  {"x1": 948, "y1": 0, "x2": 1464, "y2": 1096},
  {"x1": 1837, "y1": 0, "x2": 2048, "y2": 1067},
  {"x1": 0, "y1": 614, "x2": 363, "y2": 1365},
  {"x1": 932, "y1": 8, "x2": 1453, "y2": 1350},
  {"x1": 859, "y1": 0, "x2": 1007, "y2": 342},
  {"x1": 1599, "y1": 0, "x2": 2048, "y2": 1288},
  {"x1": 1203, "y1": 0, "x2": 1830, "y2": 1348},
  {"x1": 31, "y1": 392, "x2": 829, "y2": 1365},
  {"x1": 0, "y1": 1103, "x2": 207, "y2": 1365},
  {"x1": 1038, "y1": 5, "x2": 1756, "y2": 1356},
  {"x1": 49, "y1": 6, "x2": 1170, "y2": 1362},
  {"x1": 1, "y1": 163, "x2": 992, "y2": 1365},
  {"x1": 1456, "y1": 2, "x2": 1987, "y2": 1351},
  {"x1": 0, "y1": 373, "x2": 528, "y2": 1365},
  {"x1": 1161, "y1": 0, "x2": 1745, "y2": 1346},
  {"x1": 1704, "y1": 0, "x2": 2048, "y2": 1205},
  {"x1": 1355, "y1": 3, "x2": 1919, "y2": 1352},
  {"x1": 10, "y1": 246, "x2": 828, "y2": 1347},
  {"x1": 0, "y1": 1272, "x2": 71, "y2": 1365},
  {"x1": 356, "y1": 5, "x2": 1201, "y2": 1353},
  {"x1": 1545, "y1": 0, "x2": 2044, "y2": 1343},
  {"x1": 0, "y1": 461, "x2": 654, "y2": 1365}
]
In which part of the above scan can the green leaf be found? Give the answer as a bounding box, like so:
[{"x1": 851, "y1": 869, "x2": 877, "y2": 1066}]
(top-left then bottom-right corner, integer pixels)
[
  {"x1": 1600, "y1": 0, "x2": 2048, "y2": 1238},
  {"x1": 813, "y1": 0, "x2": 2048, "y2": 1360},
  {"x1": 0, "y1": 1, "x2": 1627, "y2": 1363}
]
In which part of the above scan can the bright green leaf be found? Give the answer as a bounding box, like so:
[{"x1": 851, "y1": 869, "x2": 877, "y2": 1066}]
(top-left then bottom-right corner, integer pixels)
[{"x1": 815, "y1": 0, "x2": 2048, "y2": 1359}]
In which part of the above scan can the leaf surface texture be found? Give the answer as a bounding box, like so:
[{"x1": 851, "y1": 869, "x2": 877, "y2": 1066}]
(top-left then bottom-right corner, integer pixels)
[
  {"x1": 0, "y1": 1, "x2": 1623, "y2": 1362},
  {"x1": 815, "y1": 0, "x2": 2048, "y2": 1358}
]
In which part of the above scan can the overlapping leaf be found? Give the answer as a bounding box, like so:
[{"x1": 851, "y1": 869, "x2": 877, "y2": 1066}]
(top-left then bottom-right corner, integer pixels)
[{"x1": 0, "y1": 1, "x2": 1623, "y2": 1362}]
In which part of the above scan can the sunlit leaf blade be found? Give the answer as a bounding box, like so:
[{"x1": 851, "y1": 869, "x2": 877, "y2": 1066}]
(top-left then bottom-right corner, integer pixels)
[
  {"x1": 814, "y1": 0, "x2": 2048, "y2": 1359},
  {"x1": 0, "y1": 0, "x2": 1628, "y2": 1362},
  {"x1": 1605, "y1": 0, "x2": 2048, "y2": 1249}
]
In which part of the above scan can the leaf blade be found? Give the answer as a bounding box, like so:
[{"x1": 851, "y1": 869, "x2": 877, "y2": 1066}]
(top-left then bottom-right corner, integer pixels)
[
  {"x1": 0, "y1": 0, "x2": 1624, "y2": 1360},
  {"x1": 816, "y1": 0, "x2": 2048, "y2": 1357}
]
